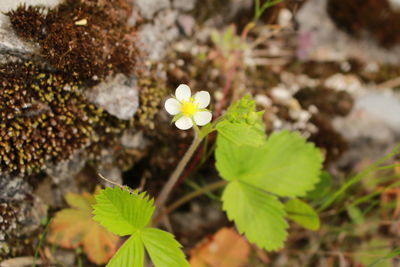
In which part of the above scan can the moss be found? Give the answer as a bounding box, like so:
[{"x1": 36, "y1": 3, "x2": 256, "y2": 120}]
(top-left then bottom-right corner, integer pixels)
[
  {"x1": 327, "y1": 0, "x2": 400, "y2": 48},
  {"x1": 7, "y1": 0, "x2": 140, "y2": 84},
  {"x1": 135, "y1": 77, "x2": 168, "y2": 130},
  {"x1": 0, "y1": 61, "x2": 129, "y2": 175},
  {"x1": 1, "y1": 0, "x2": 169, "y2": 177}
]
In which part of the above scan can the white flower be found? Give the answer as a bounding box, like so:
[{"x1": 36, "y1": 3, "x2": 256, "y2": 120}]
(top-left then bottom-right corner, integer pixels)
[{"x1": 165, "y1": 84, "x2": 212, "y2": 130}]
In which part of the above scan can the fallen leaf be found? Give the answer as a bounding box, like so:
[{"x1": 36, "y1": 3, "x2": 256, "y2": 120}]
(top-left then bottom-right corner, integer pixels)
[
  {"x1": 190, "y1": 227, "x2": 250, "y2": 267},
  {"x1": 47, "y1": 187, "x2": 119, "y2": 265}
]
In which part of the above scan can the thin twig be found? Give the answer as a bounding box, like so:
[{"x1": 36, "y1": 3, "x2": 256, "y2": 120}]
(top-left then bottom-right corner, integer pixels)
[{"x1": 97, "y1": 172, "x2": 125, "y2": 190}]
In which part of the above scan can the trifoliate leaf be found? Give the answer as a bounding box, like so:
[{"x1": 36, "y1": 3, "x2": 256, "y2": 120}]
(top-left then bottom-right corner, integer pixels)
[
  {"x1": 284, "y1": 199, "x2": 320, "y2": 230},
  {"x1": 141, "y1": 228, "x2": 190, "y2": 267},
  {"x1": 216, "y1": 121, "x2": 265, "y2": 147},
  {"x1": 93, "y1": 187, "x2": 189, "y2": 267},
  {"x1": 216, "y1": 130, "x2": 323, "y2": 197},
  {"x1": 92, "y1": 187, "x2": 155, "y2": 236},
  {"x1": 222, "y1": 181, "x2": 288, "y2": 251},
  {"x1": 48, "y1": 188, "x2": 119, "y2": 265},
  {"x1": 107, "y1": 235, "x2": 144, "y2": 267}
]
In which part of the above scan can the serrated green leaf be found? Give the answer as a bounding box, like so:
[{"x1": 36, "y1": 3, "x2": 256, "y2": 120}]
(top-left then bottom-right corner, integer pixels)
[
  {"x1": 284, "y1": 199, "x2": 320, "y2": 230},
  {"x1": 92, "y1": 187, "x2": 155, "y2": 236},
  {"x1": 222, "y1": 181, "x2": 288, "y2": 251},
  {"x1": 216, "y1": 121, "x2": 265, "y2": 147},
  {"x1": 141, "y1": 228, "x2": 190, "y2": 267},
  {"x1": 107, "y1": 234, "x2": 144, "y2": 267},
  {"x1": 216, "y1": 130, "x2": 323, "y2": 197}
]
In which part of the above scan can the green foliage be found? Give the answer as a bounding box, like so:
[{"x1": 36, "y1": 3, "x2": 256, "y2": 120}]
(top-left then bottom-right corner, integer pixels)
[
  {"x1": 216, "y1": 95, "x2": 265, "y2": 146},
  {"x1": 216, "y1": 121, "x2": 265, "y2": 147},
  {"x1": 222, "y1": 181, "x2": 288, "y2": 250},
  {"x1": 318, "y1": 144, "x2": 400, "y2": 212},
  {"x1": 368, "y1": 248, "x2": 400, "y2": 267},
  {"x1": 307, "y1": 171, "x2": 332, "y2": 201},
  {"x1": 93, "y1": 187, "x2": 154, "y2": 235},
  {"x1": 216, "y1": 130, "x2": 323, "y2": 197},
  {"x1": 216, "y1": 96, "x2": 323, "y2": 251},
  {"x1": 284, "y1": 199, "x2": 320, "y2": 230},
  {"x1": 346, "y1": 205, "x2": 364, "y2": 225},
  {"x1": 107, "y1": 235, "x2": 144, "y2": 267},
  {"x1": 210, "y1": 25, "x2": 247, "y2": 56},
  {"x1": 254, "y1": 0, "x2": 283, "y2": 21},
  {"x1": 141, "y1": 228, "x2": 188, "y2": 267},
  {"x1": 92, "y1": 187, "x2": 189, "y2": 267},
  {"x1": 223, "y1": 95, "x2": 264, "y2": 129}
]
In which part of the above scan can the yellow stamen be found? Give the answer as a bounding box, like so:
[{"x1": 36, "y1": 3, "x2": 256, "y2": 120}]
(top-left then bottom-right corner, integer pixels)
[{"x1": 180, "y1": 100, "x2": 197, "y2": 116}]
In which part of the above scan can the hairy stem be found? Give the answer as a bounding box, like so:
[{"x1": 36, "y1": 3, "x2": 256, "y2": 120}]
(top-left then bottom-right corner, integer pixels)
[
  {"x1": 155, "y1": 129, "x2": 202, "y2": 211},
  {"x1": 153, "y1": 180, "x2": 228, "y2": 225}
]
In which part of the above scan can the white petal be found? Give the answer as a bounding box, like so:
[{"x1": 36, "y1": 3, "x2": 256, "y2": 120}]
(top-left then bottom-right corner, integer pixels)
[
  {"x1": 193, "y1": 91, "x2": 210, "y2": 109},
  {"x1": 175, "y1": 116, "x2": 193, "y2": 130},
  {"x1": 193, "y1": 111, "x2": 212, "y2": 126},
  {"x1": 164, "y1": 98, "x2": 181, "y2": 115},
  {"x1": 175, "y1": 84, "x2": 191, "y2": 102}
]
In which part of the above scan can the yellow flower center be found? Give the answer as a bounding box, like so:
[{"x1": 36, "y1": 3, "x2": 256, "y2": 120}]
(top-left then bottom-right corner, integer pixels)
[{"x1": 180, "y1": 100, "x2": 198, "y2": 116}]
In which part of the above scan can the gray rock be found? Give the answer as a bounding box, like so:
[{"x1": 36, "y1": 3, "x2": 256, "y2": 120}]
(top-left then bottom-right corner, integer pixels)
[
  {"x1": 333, "y1": 91, "x2": 400, "y2": 167},
  {"x1": 355, "y1": 92, "x2": 400, "y2": 134},
  {"x1": 45, "y1": 153, "x2": 87, "y2": 184},
  {"x1": 85, "y1": 74, "x2": 140, "y2": 120},
  {"x1": 172, "y1": 0, "x2": 196, "y2": 11},
  {"x1": 0, "y1": 176, "x2": 46, "y2": 259},
  {"x1": 135, "y1": 0, "x2": 171, "y2": 20},
  {"x1": 138, "y1": 9, "x2": 180, "y2": 61},
  {"x1": 296, "y1": 0, "x2": 400, "y2": 65}
]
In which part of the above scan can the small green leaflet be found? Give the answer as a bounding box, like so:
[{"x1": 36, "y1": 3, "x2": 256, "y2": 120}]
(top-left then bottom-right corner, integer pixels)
[
  {"x1": 284, "y1": 199, "x2": 320, "y2": 231},
  {"x1": 92, "y1": 187, "x2": 189, "y2": 267},
  {"x1": 107, "y1": 235, "x2": 144, "y2": 267},
  {"x1": 141, "y1": 228, "x2": 188, "y2": 267},
  {"x1": 222, "y1": 181, "x2": 288, "y2": 251},
  {"x1": 93, "y1": 188, "x2": 154, "y2": 235}
]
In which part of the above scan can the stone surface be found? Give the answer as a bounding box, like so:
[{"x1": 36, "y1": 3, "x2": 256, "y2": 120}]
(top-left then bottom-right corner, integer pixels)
[
  {"x1": 333, "y1": 90, "x2": 400, "y2": 168},
  {"x1": 138, "y1": 9, "x2": 180, "y2": 61},
  {"x1": 296, "y1": 0, "x2": 400, "y2": 65},
  {"x1": 85, "y1": 74, "x2": 139, "y2": 120},
  {"x1": 135, "y1": 0, "x2": 171, "y2": 20},
  {"x1": 0, "y1": 177, "x2": 46, "y2": 259},
  {"x1": 172, "y1": 0, "x2": 196, "y2": 11}
]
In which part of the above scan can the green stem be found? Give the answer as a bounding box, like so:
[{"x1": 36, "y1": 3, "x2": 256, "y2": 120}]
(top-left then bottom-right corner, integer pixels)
[
  {"x1": 318, "y1": 144, "x2": 400, "y2": 212},
  {"x1": 153, "y1": 180, "x2": 228, "y2": 225},
  {"x1": 155, "y1": 129, "x2": 202, "y2": 211}
]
